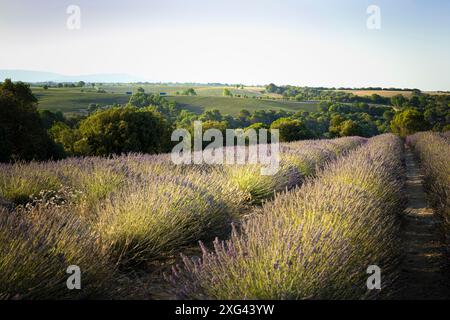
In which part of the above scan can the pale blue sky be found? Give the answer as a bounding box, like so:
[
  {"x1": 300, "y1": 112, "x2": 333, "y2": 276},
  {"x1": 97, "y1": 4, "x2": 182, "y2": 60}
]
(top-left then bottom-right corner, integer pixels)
[{"x1": 1, "y1": 0, "x2": 450, "y2": 90}]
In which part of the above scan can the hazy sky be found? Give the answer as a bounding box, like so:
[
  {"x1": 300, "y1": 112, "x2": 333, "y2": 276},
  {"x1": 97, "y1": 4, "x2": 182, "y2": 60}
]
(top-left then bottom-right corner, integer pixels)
[{"x1": 1, "y1": 0, "x2": 450, "y2": 90}]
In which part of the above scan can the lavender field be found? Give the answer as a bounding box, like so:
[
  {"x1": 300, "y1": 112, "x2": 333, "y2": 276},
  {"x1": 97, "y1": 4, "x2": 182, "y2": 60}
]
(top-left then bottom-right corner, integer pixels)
[{"x1": 0, "y1": 133, "x2": 449, "y2": 299}]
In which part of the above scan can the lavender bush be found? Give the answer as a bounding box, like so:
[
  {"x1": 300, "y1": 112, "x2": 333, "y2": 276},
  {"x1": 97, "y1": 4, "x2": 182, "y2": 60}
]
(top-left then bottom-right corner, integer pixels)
[
  {"x1": 0, "y1": 136, "x2": 366, "y2": 297},
  {"x1": 226, "y1": 137, "x2": 366, "y2": 205},
  {"x1": 96, "y1": 171, "x2": 248, "y2": 265},
  {"x1": 167, "y1": 134, "x2": 405, "y2": 299},
  {"x1": 407, "y1": 132, "x2": 450, "y2": 230},
  {"x1": 0, "y1": 200, "x2": 114, "y2": 299}
]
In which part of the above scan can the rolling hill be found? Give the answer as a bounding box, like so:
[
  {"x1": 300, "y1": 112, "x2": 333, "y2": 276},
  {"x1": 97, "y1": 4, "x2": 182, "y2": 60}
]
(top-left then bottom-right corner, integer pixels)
[
  {"x1": 32, "y1": 86, "x2": 318, "y2": 116},
  {"x1": 167, "y1": 96, "x2": 318, "y2": 115}
]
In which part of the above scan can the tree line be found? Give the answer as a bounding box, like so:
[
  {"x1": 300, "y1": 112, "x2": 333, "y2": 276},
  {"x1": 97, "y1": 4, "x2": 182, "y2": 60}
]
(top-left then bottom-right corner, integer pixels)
[{"x1": 0, "y1": 79, "x2": 448, "y2": 162}]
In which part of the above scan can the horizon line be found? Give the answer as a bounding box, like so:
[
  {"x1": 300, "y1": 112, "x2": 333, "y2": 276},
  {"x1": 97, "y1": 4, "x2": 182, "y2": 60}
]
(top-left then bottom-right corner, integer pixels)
[{"x1": 1, "y1": 69, "x2": 449, "y2": 92}]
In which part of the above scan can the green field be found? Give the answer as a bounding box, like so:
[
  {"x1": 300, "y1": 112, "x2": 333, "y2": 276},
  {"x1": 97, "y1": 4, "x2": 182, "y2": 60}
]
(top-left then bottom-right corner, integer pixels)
[
  {"x1": 166, "y1": 96, "x2": 318, "y2": 115},
  {"x1": 33, "y1": 87, "x2": 130, "y2": 114},
  {"x1": 99, "y1": 84, "x2": 272, "y2": 98},
  {"x1": 32, "y1": 85, "x2": 317, "y2": 116}
]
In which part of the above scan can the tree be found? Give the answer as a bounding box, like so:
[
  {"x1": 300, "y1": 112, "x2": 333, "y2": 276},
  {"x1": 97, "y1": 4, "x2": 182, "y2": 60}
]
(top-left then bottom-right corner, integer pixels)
[
  {"x1": 242, "y1": 123, "x2": 269, "y2": 144},
  {"x1": 338, "y1": 119, "x2": 362, "y2": 137},
  {"x1": 49, "y1": 122, "x2": 80, "y2": 155},
  {"x1": 182, "y1": 88, "x2": 197, "y2": 96},
  {"x1": 270, "y1": 118, "x2": 313, "y2": 142},
  {"x1": 39, "y1": 109, "x2": 65, "y2": 129},
  {"x1": 390, "y1": 108, "x2": 430, "y2": 137},
  {"x1": 0, "y1": 79, "x2": 62, "y2": 162},
  {"x1": 77, "y1": 81, "x2": 85, "y2": 87},
  {"x1": 223, "y1": 88, "x2": 232, "y2": 97},
  {"x1": 266, "y1": 83, "x2": 280, "y2": 93},
  {"x1": 295, "y1": 93, "x2": 304, "y2": 101},
  {"x1": 201, "y1": 120, "x2": 228, "y2": 133},
  {"x1": 318, "y1": 101, "x2": 330, "y2": 112},
  {"x1": 237, "y1": 109, "x2": 251, "y2": 127},
  {"x1": 370, "y1": 94, "x2": 383, "y2": 104},
  {"x1": 391, "y1": 94, "x2": 407, "y2": 108},
  {"x1": 75, "y1": 106, "x2": 172, "y2": 156},
  {"x1": 245, "y1": 122, "x2": 267, "y2": 131},
  {"x1": 129, "y1": 91, "x2": 152, "y2": 108},
  {"x1": 129, "y1": 91, "x2": 167, "y2": 109},
  {"x1": 328, "y1": 114, "x2": 346, "y2": 136},
  {"x1": 409, "y1": 95, "x2": 420, "y2": 108},
  {"x1": 382, "y1": 110, "x2": 395, "y2": 121},
  {"x1": 191, "y1": 120, "x2": 228, "y2": 148},
  {"x1": 199, "y1": 109, "x2": 223, "y2": 122}
]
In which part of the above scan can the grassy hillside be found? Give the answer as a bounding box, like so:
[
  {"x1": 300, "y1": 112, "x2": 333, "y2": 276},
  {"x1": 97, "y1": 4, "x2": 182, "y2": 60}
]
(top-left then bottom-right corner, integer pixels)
[
  {"x1": 33, "y1": 87, "x2": 129, "y2": 114},
  {"x1": 30, "y1": 86, "x2": 448, "y2": 116},
  {"x1": 98, "y1": 84, "x2": 278, "y2": 98},
  {"x1": 32, "y1": 86, "x2": 317, "y2": 116},
  {"x1": 167, "y1": 96, "x2": 319, "y2": 115}
]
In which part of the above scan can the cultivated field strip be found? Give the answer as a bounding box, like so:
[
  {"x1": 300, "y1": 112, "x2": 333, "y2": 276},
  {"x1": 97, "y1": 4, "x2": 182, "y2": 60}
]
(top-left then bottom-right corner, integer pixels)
[
  {"x1": 0, "y1": 137, "x2": 364, "y2": 299},
  {"x1": 167, "y1": 134, "x2": 405, "y2": 299}
]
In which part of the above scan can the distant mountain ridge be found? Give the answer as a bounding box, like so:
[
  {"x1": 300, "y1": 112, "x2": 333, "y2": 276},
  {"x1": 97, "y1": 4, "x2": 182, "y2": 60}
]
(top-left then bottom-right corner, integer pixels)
[{"x1": 0, "y1": 69, "x2": 150, "y2": 83}]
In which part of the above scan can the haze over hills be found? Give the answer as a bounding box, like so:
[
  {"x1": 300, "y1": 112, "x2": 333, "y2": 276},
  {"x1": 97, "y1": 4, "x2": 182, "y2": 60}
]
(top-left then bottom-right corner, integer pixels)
[
  {"x1": 1, "y1": 69, "x2": 448, "y2": 94},
  {"x1": 0, "y1": 69, "x2": 150, "y2": 83}
]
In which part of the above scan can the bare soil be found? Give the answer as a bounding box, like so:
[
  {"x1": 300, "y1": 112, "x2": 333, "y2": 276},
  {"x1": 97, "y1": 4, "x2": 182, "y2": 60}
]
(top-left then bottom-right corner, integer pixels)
[{"x1": 396, "y1": 147, "x2": 449, "y2": 299}]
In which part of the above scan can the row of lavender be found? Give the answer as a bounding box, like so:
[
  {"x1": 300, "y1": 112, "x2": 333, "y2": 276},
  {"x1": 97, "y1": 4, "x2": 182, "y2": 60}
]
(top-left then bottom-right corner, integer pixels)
[
  {"x1": 0, "y1": 137, "x2": 365, "y2": 299},
  {"x1": 168, "y1": 134, "x2": 405, "y2": 299},
  {"x1": 407, "y1": 132, "x2": 450, "y2": 235}
]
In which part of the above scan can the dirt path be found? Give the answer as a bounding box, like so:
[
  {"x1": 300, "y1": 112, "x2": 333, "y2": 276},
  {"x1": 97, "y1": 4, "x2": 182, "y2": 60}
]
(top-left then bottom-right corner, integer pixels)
[{"x1": 397, "y1": 147, "x2": 449, "y2": 299}]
